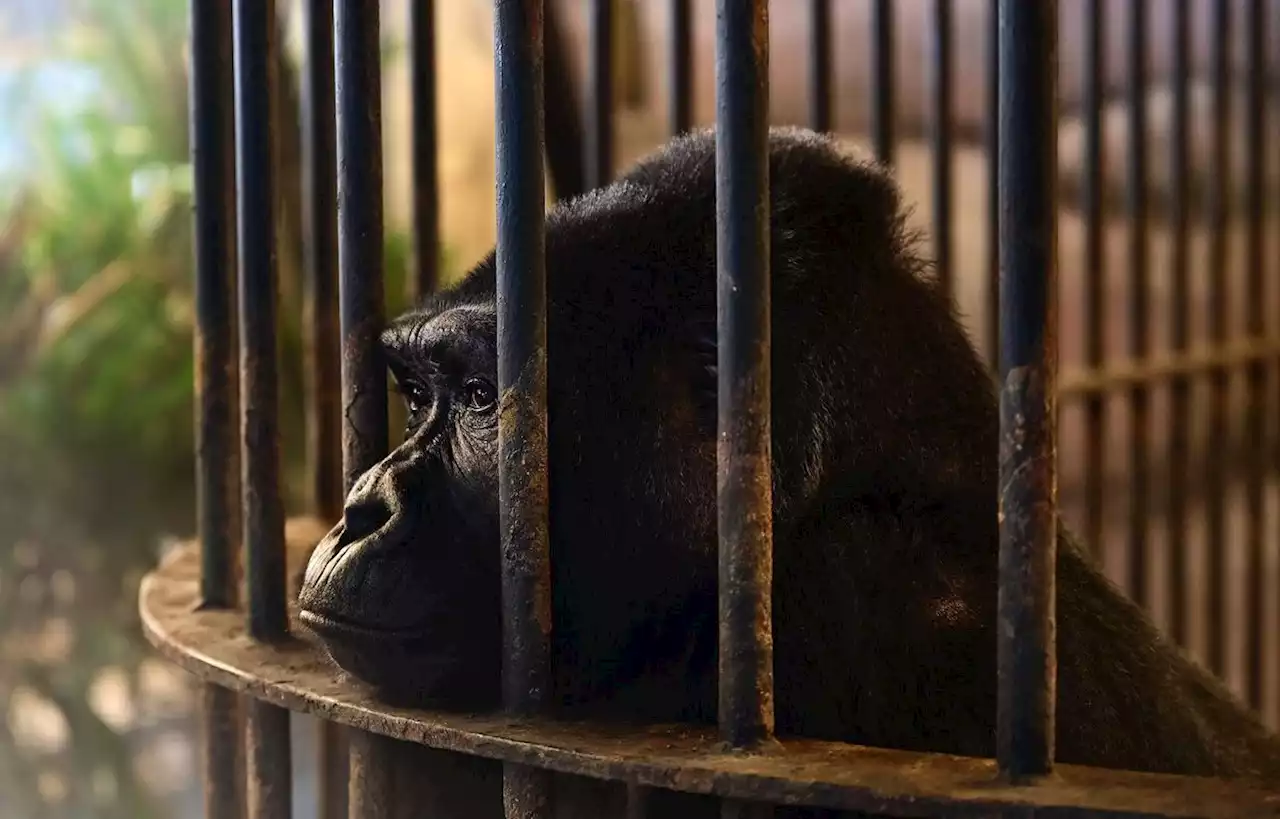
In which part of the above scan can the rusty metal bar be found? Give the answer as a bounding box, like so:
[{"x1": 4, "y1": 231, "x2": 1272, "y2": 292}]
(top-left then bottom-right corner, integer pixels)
[
  {"x1": 1243, "y1": 0, "x2": 1268, "y2": 712},
  {"x1": 334, "y1": 2, "x2": 395, "y2": 817},
  {"x1": 232, "y1": 0, "x2": 292, "y2": 815},
  {"x1": 668, "y1": 0, "x2": 692, "y2": 135},
  {"x1": 299, "y1": 0, "x2": 346, "y2": 816},
  {"x1": 995, "y1": 0, "x2": 1058, "y2": 781},
  {"x1": 929, "y1": 0, "x2": 952, "y2": 295},
  {"x1": 1081, "y1": 0, "x2": 1105, "y2": 562},
  {"x1": 233, "y1": 0, "x2": 286, "y2": 647},
  {"x1": 1166, "y1": 0, "x2": 1191, "y2": 647},
  {"x1": 808, "y1": 0, "x2": 831, "y2": 132},
  {"x1": 543, "y1": 0, "x2": 585, "y2": 201},
  {"x1": 410, "y1": 0, "x2": 440, "y2": 300},
  {"x1": 190, "y1": 0, "x2": 243, "y2": 814},
  {"x1": 715, "y1": 0, "x2": 775, "y2": 754},
  {"x1": 586, "y1": 0, "x2": 614, "y2": 190},
  {"x1": 494, "y1": 0, "x2": 554, "y2": 816},
  {"x1": 1125, "y1": 0, "x2": 1151, "y2": 610},
  {"x1": 984, "y1": 0, "x2": 999, "y2": 367},
  {"x1": 871, "y1": 0, "x2": 895, "y2": 166},
  {"x1": 1205, "y1": 0, "x2": 1231, "y2": 678}
]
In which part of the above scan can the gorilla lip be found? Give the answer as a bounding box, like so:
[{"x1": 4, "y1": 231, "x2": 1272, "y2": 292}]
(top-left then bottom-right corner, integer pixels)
[{"x1": 298, "y1": 608, "x2": 431, "y2": 642}]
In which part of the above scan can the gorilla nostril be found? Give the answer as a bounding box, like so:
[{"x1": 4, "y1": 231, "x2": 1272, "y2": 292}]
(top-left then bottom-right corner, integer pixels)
[{"x1": 341, "y1": 493, "x2": 395, "y2": 545}]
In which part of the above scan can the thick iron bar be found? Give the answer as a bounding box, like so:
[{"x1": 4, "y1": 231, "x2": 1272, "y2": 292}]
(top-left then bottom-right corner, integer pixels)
[
  {"x1": 494, "y1": 1, "x2": 554, "y2": 816},
  {"x1": 668, "y1": 0, "x2": 692, "y2": 136},
  {"x1": 233, "y1": 0, "x2": 292, "y2": 816},
  {"x1": 190, "y1": 1, "x2": 243, "y2": 814},
  {"x1": 410, "y1": 0, "x2": 440, "y2": 299},
  {"x1": 543, "y1": 0, "x2": 585, "y2": 201},
  {"x1": 984, "y1": 0, "x2": 999, "y2": 367},
  {"x1": 1166, "y1": 0, "x2": 1191, "y2": 648},
  {"x1": 300, "y1": 0, "x2": 347, "y2": 817},
  {"x1": 715, "y1": 0, "x2": 775, "y2": 756},
  {"x1": 233, "y1": 0, "x2": 287, "y2": 652},
  {"x1": 996, "y1": 0, "x2": 1058, "y2": 781},
  {"x1": 1205, "y1": 0, "x2": 1231, "y2": 678},
  {"x1": 808, "y1": 0, "x2": 831, "y2": 133},
  {"x1": 871, "y1": 0, "x2": 895, "y2": 166},
  {"x1": 335, "y1": 1, "x2": 395, "y2": 817},
  {"x1": 1081, "y1": 0, "x2": 1105, "y2": 563},
  {"x1": 586, "y1": 0, "x2": 614, "y2": 190},
  {"x1": 1243, "y1": 0, "x2": 1267, "y2": 712},
  {"x1": 1126, "y1": 0, "x2": 1151, "y2": 610},
  {"x1": 929, "y1": 0, "x2": 952, "y2": 295}
]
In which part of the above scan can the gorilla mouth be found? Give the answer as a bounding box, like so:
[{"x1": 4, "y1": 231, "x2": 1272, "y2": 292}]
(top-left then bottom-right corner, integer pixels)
[{"x1": 298, "y1": 608, "x2": 432, "y2": 642}]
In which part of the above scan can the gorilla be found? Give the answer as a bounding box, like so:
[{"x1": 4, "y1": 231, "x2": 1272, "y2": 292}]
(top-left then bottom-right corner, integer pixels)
[{"x1": 296, "y1": 127, "x2": 1280, "y2": 816}]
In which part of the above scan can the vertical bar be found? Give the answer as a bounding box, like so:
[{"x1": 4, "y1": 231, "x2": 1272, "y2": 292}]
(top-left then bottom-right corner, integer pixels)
[
  {"x1": 871, "y1": 0, "x2": 895, "y2": 166},
  {"x1": 929, "y1": 0, "x2": 953, "y2": 294},
  {"x1": 808, "y1": 0, "x2": 832, "y2": 133},
  {"x1": 190, "y1": 1, "x2": 243, "y2": 814},
  {"x1": 335, "y1": 2, "x2": 392, "y2": 817},
  {"x1": 1081, "y1": 0, "x2": 1106, "y2": 562},
  {"x1": 668, "y1": 0, "x2": 692, "y2": 136},
  {"x1": 1205, "y1": 0, "x2": 1231, "y2": 678},
  {"x1": 1126, "y1": 0, "x2": 1150, "y2": 609},
  {"x1": 984, "y1": 0, "x2": 1000, "y2": 367},
  {"x1": 233, "y1": 0, "x2": 292, "y2": 817},
  {"x1": 300, "y1": 1, "x2": 347, "y2": 817},
  {"x1": 543, "y1": 0, "x2": 586, "y2": 201},
  {"x1": 586, "y1": 0, "x2": 614, "y2": 190},
  {"x1": 996, "y1": 0, "x2": 1058, "y2": 781},
  {"x1": 715, "y1": 0, "x2": 775, "y2": 754},
  {"x1": 410, "y1": 0, "x2": 440, "y2": 300},
  {"x1": 1166, "y1": 0, "x2": 1191, "y2": 648},
  {"x1": 494, "y1": 1, "x2": 553, "y2": 817},
  {"x1": 1243, "y1": 0, "x2": 1268, "y2": 711}
]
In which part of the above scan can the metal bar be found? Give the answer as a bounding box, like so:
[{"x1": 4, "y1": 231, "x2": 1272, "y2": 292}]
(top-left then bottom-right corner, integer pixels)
[
  {"x1": 715, "y1": 0, "x2": 775, "y2": 753},
  {"x1": 1205, "y1": 0, "x2": 1231, "y2": 678},
  {"x1": 668, "y1": 0, "x2": 692, "y2": 136},
  {"x1": 871, "y1": 0, "x2": 895, "y2": 165},
  {"x1": 1081, "y1": 0, "x2": 1105, "y2": 563},
  {"x1": 808, "y1": 0, "x2": 832, "y2": 132},
  {"x1": 494, "y1": 0, "x2": 553, "y2": 816},
  {"x1": 1057, "y1": 339, "x2": 1280, "y2": 398},
  {"x1": 300, "y1": 1, "x2": 347, "y2": 816},
  {"x1": 246, "y1": 698, "x2": 292, "y2": 819},
  {"x1": 233, "y1": 0, "x2": 292, "y2": 815},
  {"x1": 1125, "y1": 0, "x2": 1150, "y2": 610},
  {"x1": 192, "y1": 0, "x2": 241, "y2": 614},
  {"x1": 1243, "y1": 0, "x2": 1268, "y2": 712},
  {"x1": 543, "y1": 0, "x2": 586, "y2": 201},
  {"x1": 1166, "y1": 0, "x2": 1191, "y2": 647},
  {"x1": 984, "y1": 0, "x2": 1000, "y2": 367},
  {"x1": 929, "y1": 0, "x2": 952, "y2": 294},
  {"x1": 410, "y1": 0, "x2": 440, "y2": 300},
  {"x1": 190, "y1": 1, "x2": 243, "y2": 813},
  {"x1": 233, "y1": 0, "x2": 286, "y2": 646},
  {"x1": 334, "y1": 2, "x2": 393, "y2": 817},
  {"x1": 586, "y1": 0, "x2": 614, "y2": 190},
  {"x1": 996, "y1": 0, "x2": 1058, "y2": 781}
]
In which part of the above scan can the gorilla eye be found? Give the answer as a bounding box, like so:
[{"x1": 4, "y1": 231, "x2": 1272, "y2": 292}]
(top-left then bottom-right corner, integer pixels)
[
  {"x1": 401, "y1": 383, "x2": 431, "y2": 414},
  {"x1": 463, "y1": 378, "x2": 497, "y2": 412}
]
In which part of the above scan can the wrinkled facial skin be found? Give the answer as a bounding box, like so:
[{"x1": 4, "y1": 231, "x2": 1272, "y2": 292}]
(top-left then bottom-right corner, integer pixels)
[{"x1": 297, "y1": 304, "x2": 503, "y2": 708}]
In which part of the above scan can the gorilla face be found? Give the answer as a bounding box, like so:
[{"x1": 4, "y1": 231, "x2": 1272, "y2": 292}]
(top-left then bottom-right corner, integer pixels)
[{"x1": 298, "y1": 304, "x2": 504, "y2": 708}]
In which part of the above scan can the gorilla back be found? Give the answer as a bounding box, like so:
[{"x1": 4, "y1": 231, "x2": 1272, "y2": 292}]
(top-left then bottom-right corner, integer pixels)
[{"x1": 297, "y1": 127, "x2": 1280, "y2": 785}]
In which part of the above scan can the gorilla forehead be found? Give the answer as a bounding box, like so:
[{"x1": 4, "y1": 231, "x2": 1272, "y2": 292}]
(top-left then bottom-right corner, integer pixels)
[{"x1": 381, "y1": 303, "x2": 498, "y2": 371}]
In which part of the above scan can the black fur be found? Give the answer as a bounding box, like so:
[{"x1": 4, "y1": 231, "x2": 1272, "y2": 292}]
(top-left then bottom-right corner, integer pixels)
[{"x1": 297, "y1": 127, "x2": 1280, "y2": 816}]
